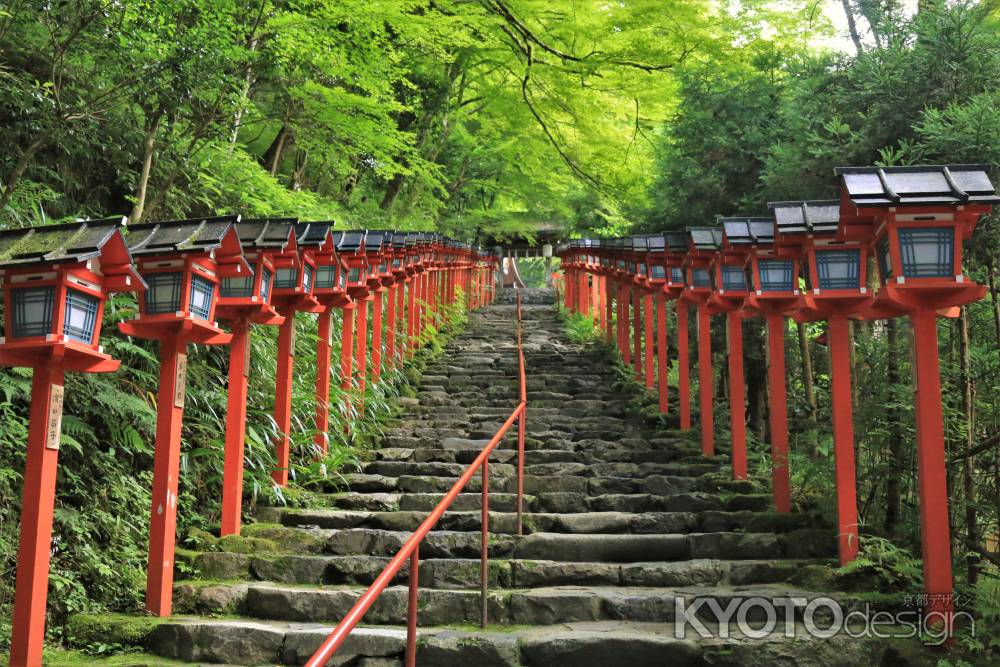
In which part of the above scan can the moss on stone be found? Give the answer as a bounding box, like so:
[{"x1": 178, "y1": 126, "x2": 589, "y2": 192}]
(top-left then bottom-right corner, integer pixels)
[
  {"x1": 240, "y1": 523, "x2": 324, "y2": 553},
  {"x1": 789, "y1": 564, "x2": 837, "y2": 590},
  {"x1": 217, "y1": 534, "x2": 280, "y2": 554},
  {"x1": 65, "y1": 613, "x2": 167, "y2": 650}
]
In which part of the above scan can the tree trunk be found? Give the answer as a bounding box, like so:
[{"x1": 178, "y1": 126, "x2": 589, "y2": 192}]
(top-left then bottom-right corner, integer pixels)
[
  {"x1": 958, "y1": 306, "x2": 979, "y2": 584},
  {"x1": 796, "y1": 321, "x2": 818, "y2": 455},
  {"x1": 128, "y1": 109, "x2": 163, "y2": 224},
  {"x1": 841, "y1": 0, "x2": 865, "y2": 54},
  {"x1": 380, "y1": 173, "x2": 406, "y2": 210},
  {"x1": 884, "y1": 319, "x2": 904, "y2": 536},
  {"x1": 0, "y1": 134, "x2": 50, "y2": 214}
]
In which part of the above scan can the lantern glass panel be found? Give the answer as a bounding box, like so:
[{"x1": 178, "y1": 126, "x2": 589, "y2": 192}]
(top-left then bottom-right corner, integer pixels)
[
  {"x1": 260, "y1": 267, "x2": 273, "y2": 302},
  {"x1": 274, "y1": 268, "x2": 299, "y2": 289},
  {"x1": 11, "y1": 286, "x2": 55, "y2": 338},
  {"x1": 347, "y1": 267, "x2": 362, "y2": 283},
  {"x1": 721, "y1": 266, "x2": 746, "y2": 291},
  {"x1": 651, "y1": 265, "x2": 666, "y2": 279},
  {"x1": 898, "y1": 227, "x2": 954, "y2": 278},
  {"x1": 815, "y1": 249, "x2": 861, "y2": 290},
  {"x1": 144, "y1": 272, "x2": 183, "y2": 315},
  {"x1": 692, "y1": 268, "x2": 711, "y2": 288},
  {"x1": 63, "y1": 288, "x2": 99, "y2": 344},
  {"x1": 758, "y1": 259, "x2": 794, "y2": 292},
  {"x1": 638, "y1": 262, "x2": 646, "y2": 276},
  {"x1": 314, "y1": 265, "x2": 337, "y2": 289},
  {"x1": 617, "y1": 260, "x2": 626, "y2": 270},
  {"x1": 392, "y1": 257, "x2": 403, "y2": 268},
  {"x1": 670, "y1": 267, "x2": 684, "y2": 283},
  {"x1": 188, "y1": 275, "x2": 215, "y2": 321},
  {"x1": 221, "y1": 262, "x2": 256, "y2": 298},
  {"x1": 877, "y1": 237, "x2": 892, "y2": 282},
  {"x1": 302, "y1": 264, "x2": 314, "y2": 292},
  {"x1": 378, "y1": 262, "x2": 388, "y2": 274}
]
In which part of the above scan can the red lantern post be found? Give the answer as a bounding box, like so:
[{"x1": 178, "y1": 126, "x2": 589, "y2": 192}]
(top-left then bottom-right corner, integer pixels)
[
  {"x1": 711, "y1": 218, "x2": 767, "y2": 481},
  {"x1": 626, "y1": 237, "x2": 648, "y2": 383},
  {"x1": 365, "y1": 232, "x2": 393, "y2": 384},
  {"x1": 268, "y1": 228, "x2": 323, "y2": 486},
  {"x1": 339, "y1": 231, "x2": 371, "y2": 414},
  {"x1": 837, "y1": 164, "x2": 1000, "y2": 629},
  {"x1": 215, "y1": 219, "x2": 293, "y2": 535},
  {"x1": 118, "y1": 217, "x2": 248, "y2": 616},
  {"x1": 1, "y1": 219, "x2": 143, "y2": 667},
  {"x1": 682, "y1": 228, "x2": 722, "y2": 457}
]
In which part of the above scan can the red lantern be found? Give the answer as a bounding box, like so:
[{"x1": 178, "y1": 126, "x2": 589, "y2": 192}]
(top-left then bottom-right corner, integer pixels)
[
  {"x1": 1, "y1": 218, "x2": 143, "y2": 667},
  {"x1": 682, "y1": 227, "x2": 722, "y2": 457},
  {"x1": 118, "y1": 216, "x2": 247, "y2": 617},
  {"x1": 835, "y1": 164, "x2": 1000, "y2": 631}
]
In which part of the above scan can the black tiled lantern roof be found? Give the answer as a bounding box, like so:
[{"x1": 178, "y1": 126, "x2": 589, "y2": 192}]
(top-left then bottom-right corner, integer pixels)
[
  {"x1": 768, "y1": 200, "x2": 840, "y2": 235},
  {"x1": 665, "y1": 232, "x2": 688, "y2": 253},
  {"x1": 125, "y1": 215, "x2": 240, "y2": 256},
  {"x1": 337, "y1": 230, "x2": 367, "y2": 252},
  {"x1": 294, "y1": 222, "x2": 332, "y2": 248},
  {"x1": 630, "y1": 236, "x2": 648, "y2": 251},
  {"x1": 645, "y1": 235, "x2": 666, "y2": 252},
  {"x1": 391, "y1": 233, "x2": 408, "y2": 249},
  {"x1": 687, "y1": 227, "x2": 723, "y2": 250},
  {"x1": 0, "y1": 217, "x2": 131, "y2": 268},
  {"x1": 232, "y1": 218, "x2": 297, "y2": 250},
  {"x1": 720, "y1": 217, "x2": 775, "y2": 245},
  {"x1": 834, "y1": 164, "x2": 1000, "y2": 206}
]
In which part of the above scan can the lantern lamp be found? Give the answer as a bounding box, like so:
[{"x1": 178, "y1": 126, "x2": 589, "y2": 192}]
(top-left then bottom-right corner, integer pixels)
[
  {"x1": 835, "y1": 165, "x2": 1000, "y2": 629},
  {"x1": 0, "y1": 218, "x2": 145, "y2": 667}
]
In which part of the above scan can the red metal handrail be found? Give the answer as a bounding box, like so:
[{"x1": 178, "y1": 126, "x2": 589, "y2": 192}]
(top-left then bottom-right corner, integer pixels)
[{"x1": 306, "y1": 290, "x2": 527, "y2": 667}]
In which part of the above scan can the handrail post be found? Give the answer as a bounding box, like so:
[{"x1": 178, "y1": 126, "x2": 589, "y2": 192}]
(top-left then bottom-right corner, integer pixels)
[
  {"x1": 480, "y1": 457, "x2": 489, "y2": 628},
  {"x1": 406, "y1": 546, "x2": 419, "y2": 667},
  {"x1": 516, "y1": 403, "x2": 526, "y2": 536}
]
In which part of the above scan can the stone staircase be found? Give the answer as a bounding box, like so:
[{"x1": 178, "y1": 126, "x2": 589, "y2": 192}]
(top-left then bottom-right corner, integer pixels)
[{"x1": 80, "y1": 289, "x2": 905, "y2": 666}]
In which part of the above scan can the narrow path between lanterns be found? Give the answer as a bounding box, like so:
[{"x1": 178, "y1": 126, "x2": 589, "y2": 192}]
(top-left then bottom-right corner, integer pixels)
[{"x1": 70, "y1": 289, "x2": 907, "y2": 665}]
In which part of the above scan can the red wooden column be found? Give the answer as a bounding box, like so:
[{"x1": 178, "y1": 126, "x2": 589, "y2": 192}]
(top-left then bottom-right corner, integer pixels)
[
  {"x1": 340, "y1": 303, "x2": 356, "y2": 409},
  {"x1": 563, "y1": 265, "x2": 573, "y2": 310},
  {"x1": 591, "y1": 272, "x2": 600, "y2": 319},
  {"x1": 656, "y1": 292, "x2": 669, "y2": 413},
  {"x1": 605, "y1": 276, "x2": 615, "y2": 343},
  {"x1": 643, "y1": 291, "x2": 655, "y2": 388},
  {"x1": 314, "y1": 309, "x2": 334, "y2": 451},
  {"x1": 146, "y1": 335, "x2": 188, "y2": 615},
  {"x1": 385, "y1": 284, "x2": 397, "y2": 370},
  {"x1": 272, "y1": 314, "x2": 296, "y2": 486},
  {"x1": 578, "y1": 271, "x2": 589, "y2": 316},
  {"x1": 598, "y1": 275, "x2": 608, "y2": 333},
  {"x1": 676, "y1": 301, "x2": 691, "y2": 429},
  {"x1": 766, "y1": 312, "x2": 791, "y2": 512},
  {"x1": 632, "y1": 287, "x2": 642, "y2": 381},
  {"x1": 828, "y1": 315, "x2": 860, "y2": 565},
  {"x1": 910, "y1": 309, "x2": 955, "y2": 625},
  {"x1": 406, "y1": 276, "x2": 417, "y2": 356},
  {"x1": 727, "y1": 312, "x2": 747, "y2": 480},
  {"x1": 397, "y1": 279, "x2": 407, "y2": 362},
  {"x1": 221, "y1": 319, "x2": 251, "y2": 535},
  {"x1": 355, "y1": 294, "x2": 371, "y2": 403},
  {"x1": 372, "y1": 287, "x2": 386, "y2": 382},
  {"x1": 9, "y1": 362, "x2": 65, "y2": 667},
  {"x1": 697, "y1": 304, "x2": 713, "y2": 456},
  {"x1": 619, "y1": 281, "x2": 630, "y2": 364}
]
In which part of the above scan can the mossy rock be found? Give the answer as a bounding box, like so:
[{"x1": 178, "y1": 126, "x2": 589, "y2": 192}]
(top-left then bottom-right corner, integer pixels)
[
  {"x1": 65, "y1": 613, "x2": 166, "y2": 650},
  {"x1": 239, "y1": 523, "x2": 325, "y2": 553},
  {"x1": 404, "y1": 367, "x2": 423, "y2": 385},
  {"x1": 184, "y1": 527, "x2": 219, "y2": 551},
  {"x1": 746, "y1": 511, "x2": 825, "y2": 533},
  {"x1": 789, "y1": 564, "x2": 837, "y2": 591},
  {"x1": 217, "y1": 534, "x2": 280, "y2": 555}
]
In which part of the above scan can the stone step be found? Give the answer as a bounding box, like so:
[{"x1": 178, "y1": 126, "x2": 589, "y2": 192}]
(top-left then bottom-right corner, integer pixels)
[
  {"x1": 190, "y1": 550, "x2": 822, "y2": 589},
  {"x1": 172, "y1": 581, "x2": 854, "y2": 628},
  {"x1": 266, "y1": 508, "x2": 824, "y2": 537}
]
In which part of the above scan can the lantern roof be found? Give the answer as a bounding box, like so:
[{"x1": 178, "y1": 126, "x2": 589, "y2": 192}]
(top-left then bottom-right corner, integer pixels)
[
  {"x1": 834, "y1": 164, "x2": 1000, "y2": 207},
  {"x1": 235, "y1": 218, "x2": 297, "y2": 251},
  {"x1": 0, "y1": 217, "x2": 133, "y2": 268},
  {"x1": 391, "y1": 232, "x2": 408, "y2": 249},
  {"x1": 687, "y1": 227, "x2": 722, "y2": 250},
  {"x1": 768, "y1": 200, "x2": 840, "y2": 235},
  {"x1": 338, "y1": 230, "x2": 367, "y2": 252},
  {"x1": 126, "y1": 215, "x2": 242, "y2": 257},
  {"x1": 720, "y1": 217, "x2": 775, "y2": 245},
  {"x1": 295, "y1": 222, "x2": 334, "y2": 248},
  {"x1": 643, "y1": 235, "x2": 666, "y2": 252},
  {"x1": 629, "y1": 236, "x2": 648, "y2": 251},
  {"x1": 665, "y1": 232, "x2": 688, "y2": 253}
]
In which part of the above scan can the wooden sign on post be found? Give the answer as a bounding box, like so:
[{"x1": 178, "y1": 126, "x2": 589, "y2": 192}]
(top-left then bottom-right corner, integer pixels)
[
  {"x1": 174, "y1": 354, "x2": 188, "y2": 408},
  {"x1": 45, "y1": 384, "x2": 64, "y2": 451}
]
